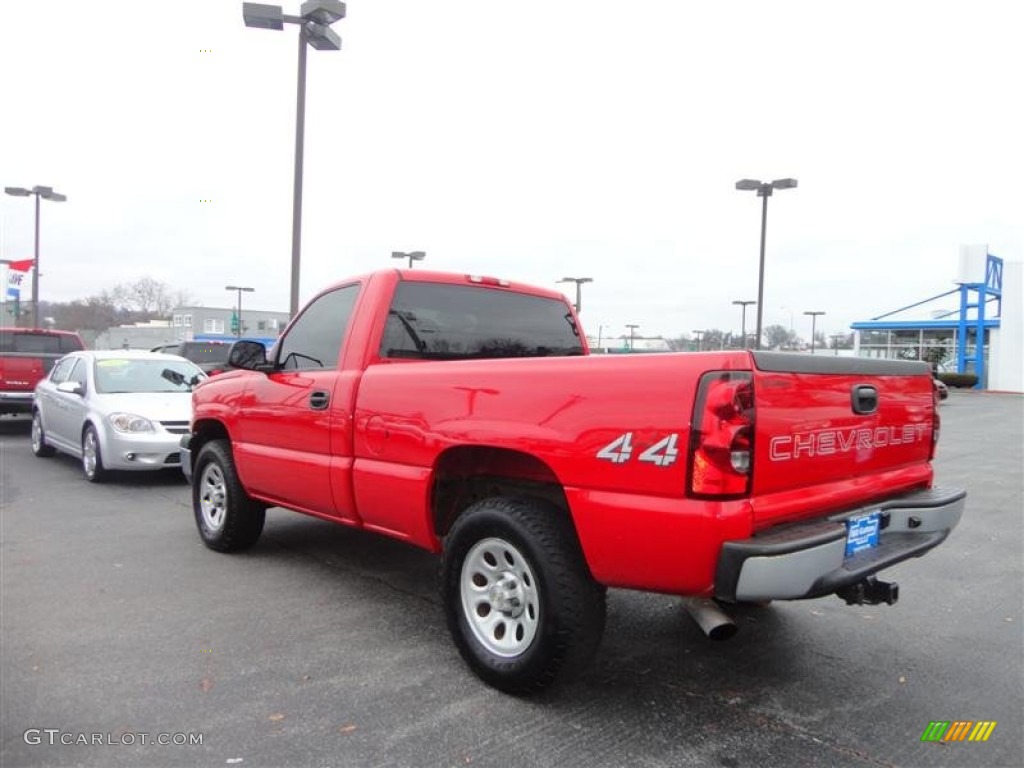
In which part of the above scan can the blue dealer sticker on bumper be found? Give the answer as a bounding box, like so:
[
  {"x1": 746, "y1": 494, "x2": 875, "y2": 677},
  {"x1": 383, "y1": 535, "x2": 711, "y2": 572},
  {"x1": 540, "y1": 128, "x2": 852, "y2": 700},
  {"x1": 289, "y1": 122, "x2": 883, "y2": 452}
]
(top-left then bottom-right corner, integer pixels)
[{"x1": 846, "y1": 512, "x2": 881, "y2": 557}]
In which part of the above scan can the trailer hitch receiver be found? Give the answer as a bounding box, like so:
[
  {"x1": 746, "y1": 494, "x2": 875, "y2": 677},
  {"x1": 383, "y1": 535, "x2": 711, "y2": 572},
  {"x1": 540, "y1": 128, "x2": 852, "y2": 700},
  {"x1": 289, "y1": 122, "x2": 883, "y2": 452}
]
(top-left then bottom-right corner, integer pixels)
[{"x1": 836, "y1": 577, "x2": 899, "y2": 606}]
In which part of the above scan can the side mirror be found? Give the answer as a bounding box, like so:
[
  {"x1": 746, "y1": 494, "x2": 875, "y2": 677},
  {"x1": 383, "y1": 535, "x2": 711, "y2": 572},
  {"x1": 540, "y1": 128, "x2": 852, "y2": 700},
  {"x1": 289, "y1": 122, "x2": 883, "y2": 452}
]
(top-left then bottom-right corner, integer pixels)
[
  {"x1": 228, "y1": 340, "x2": 270, "y2": 371},
  {"x1": 56, "y1": 381, "x2": 84, "y2": 396}
]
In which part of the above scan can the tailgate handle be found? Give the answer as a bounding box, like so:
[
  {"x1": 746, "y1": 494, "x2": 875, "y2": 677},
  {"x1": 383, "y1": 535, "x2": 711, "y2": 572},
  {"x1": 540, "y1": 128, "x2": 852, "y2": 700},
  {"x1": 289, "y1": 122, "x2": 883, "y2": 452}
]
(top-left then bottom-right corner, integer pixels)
[
  {"x1": 309, "y1": 390, "x2": 330, "y2": 411},
  {"x1": 851, "y1": 385, "x2": 878, "y2": 415}
]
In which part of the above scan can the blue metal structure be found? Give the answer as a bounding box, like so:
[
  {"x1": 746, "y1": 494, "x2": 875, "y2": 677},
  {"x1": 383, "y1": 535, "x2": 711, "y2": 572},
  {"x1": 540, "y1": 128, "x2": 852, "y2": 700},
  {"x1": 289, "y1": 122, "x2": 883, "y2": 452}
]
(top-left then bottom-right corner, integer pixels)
[
  {"x1": 850, "y1": 253, "x2": 1003, "y2": 389},
  {"x1": 192, "y1": 333, "x2": 278, "y2": 350}
]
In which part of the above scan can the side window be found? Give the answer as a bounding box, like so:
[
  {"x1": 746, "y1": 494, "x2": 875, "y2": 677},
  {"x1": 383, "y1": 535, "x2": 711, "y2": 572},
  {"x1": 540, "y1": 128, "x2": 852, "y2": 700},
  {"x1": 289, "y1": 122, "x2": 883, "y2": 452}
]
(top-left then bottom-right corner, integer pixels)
[
  {"x1": 277, "y1": 284, "x2": 360, "y2": 370},
  {"x1": 60, "y1": 334, "x2": 85, "y2": 353},
  {"x1": 67, "y1": 359, "x2": 88, "y2": 390},
  {"x1": 50, "y1": 357, "x2": 75, "y2": 384}
]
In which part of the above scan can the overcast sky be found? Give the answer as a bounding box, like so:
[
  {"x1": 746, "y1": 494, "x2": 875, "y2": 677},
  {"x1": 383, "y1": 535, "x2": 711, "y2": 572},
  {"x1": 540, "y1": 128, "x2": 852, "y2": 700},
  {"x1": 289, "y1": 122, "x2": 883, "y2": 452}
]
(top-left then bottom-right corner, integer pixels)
[{"x1": 1, "y1": 0, "x2": 1021, "y2": 341}]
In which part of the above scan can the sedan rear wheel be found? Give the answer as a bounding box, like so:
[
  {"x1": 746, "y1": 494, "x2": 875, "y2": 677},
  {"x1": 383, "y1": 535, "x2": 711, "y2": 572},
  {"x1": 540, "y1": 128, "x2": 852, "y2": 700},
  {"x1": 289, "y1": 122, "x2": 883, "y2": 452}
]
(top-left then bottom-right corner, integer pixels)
[{"x1": 31, "y1": 410, "x2": 56, "y2": 457}]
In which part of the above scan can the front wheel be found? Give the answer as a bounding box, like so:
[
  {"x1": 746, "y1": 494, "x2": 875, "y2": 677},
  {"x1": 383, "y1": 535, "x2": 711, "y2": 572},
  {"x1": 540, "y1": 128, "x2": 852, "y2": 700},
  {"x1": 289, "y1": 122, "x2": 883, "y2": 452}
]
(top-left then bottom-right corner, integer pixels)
[
  {"x1": 82, "y1": 425, "x2": 108, "y2": 482},
  {"x1": 441, "y1": 497, "x2": 606, "y2": 694},
  {"x1": 193, "y1": 439, "x2": 265, "y2": 552}
]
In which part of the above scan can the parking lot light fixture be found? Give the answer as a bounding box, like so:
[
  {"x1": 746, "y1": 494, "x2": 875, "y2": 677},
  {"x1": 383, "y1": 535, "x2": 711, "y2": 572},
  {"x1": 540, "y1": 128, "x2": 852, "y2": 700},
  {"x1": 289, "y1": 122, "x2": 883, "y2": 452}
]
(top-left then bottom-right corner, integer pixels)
[
  {"x1": 242, "y1": 1, "x2": 346, "y2": 318},
  {"x1": 5, "y1": 185, "x2": 68, "y2": 328},
  {"x1": 226, "y1": 285, "x2": 255, "y2": 338},
  {"x1": 732, "y1": 300, "x2": 756, "y2": 349},
  {"x1": 692, "y1": 329, "x2": 705, "y2": 352},
  {"x1": 391, "y1": 251, "x2": 426, "y2": 269},
  {"x1": 557, "y1": 277, "x2": 593, "y2": 314},
  {"x1": 625, "y1": 324, "x2": 639, "y2": 351},
  {"x1": 735, "y1": 177, "x2": 798, "y2": 350},
  {"x1": 804, "y1": 310, "x2": 825, "y2": 353}
]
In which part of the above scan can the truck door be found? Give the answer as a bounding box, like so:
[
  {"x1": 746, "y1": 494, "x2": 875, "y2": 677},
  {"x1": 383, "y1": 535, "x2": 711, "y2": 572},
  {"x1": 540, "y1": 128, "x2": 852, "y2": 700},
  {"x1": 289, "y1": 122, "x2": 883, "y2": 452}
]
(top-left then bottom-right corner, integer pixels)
[{"x1": 232, "y1": 283, "x2": 361, "y2": 520}]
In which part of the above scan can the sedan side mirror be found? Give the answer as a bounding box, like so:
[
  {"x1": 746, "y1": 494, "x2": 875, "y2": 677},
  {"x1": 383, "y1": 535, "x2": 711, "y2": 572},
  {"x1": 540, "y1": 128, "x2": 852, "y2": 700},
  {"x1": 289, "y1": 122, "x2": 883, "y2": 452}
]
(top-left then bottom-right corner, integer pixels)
[
  {"x1": 228, "y1": 340, "x2": 270, "y2": 371},
  {"x1": 56, "y1": 381, "x2": 84, "y2": 396}
]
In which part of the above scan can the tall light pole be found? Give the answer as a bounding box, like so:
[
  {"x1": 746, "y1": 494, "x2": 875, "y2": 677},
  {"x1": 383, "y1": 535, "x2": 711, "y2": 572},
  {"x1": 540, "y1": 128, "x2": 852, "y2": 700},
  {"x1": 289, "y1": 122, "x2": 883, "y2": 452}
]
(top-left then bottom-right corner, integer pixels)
[
  {"x1": 692, "y1": 329, "x2": 705, "y2": 352},
  {"x1": 243, "y1": 1, "x2": 346, "y2": 318},
  {"x1": 392, "y1": 250, "x2": 426, "y2": 268},
  {"x1": 626, "y1": 324, "x2": 639, "y2": 351},
  {"x1": 830, "y1": 333, "x2": 843, "y2": 356},
  {"x1": 804, "y1": 310, "x2": 825, "y2": 353},
  {"x1": 558, "y1": 277, "x2": 593, "y2": 313},
  {"x1": 4, "y1": 185, "x2": 67, "y2": 328},
  {"x1": 735, "y1": 177, "x2": 797, "y2": 350},
  {"x1": 226, "y1": 285, "x2": 255, "y2": 338},
  {"x1": 732, "y1": 300, "x2": 755, "y2": 349}
]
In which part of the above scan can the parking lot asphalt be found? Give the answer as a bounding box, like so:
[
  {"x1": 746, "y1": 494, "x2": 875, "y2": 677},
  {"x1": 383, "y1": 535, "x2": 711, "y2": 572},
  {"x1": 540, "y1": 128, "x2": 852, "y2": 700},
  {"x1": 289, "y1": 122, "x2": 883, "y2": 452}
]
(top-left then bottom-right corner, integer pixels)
[{"x1": 1, "y1": 392, "x2": 1021, "y2": 768}]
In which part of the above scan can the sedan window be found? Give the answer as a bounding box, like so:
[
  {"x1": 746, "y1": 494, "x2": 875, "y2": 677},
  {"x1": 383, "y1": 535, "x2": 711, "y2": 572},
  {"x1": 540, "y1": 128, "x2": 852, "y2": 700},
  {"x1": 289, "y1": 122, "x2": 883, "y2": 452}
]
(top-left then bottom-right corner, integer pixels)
[
  {"x1": 94, "y1": 359, "x2": 204, "y2": 393},
  {"x1": 67, "y1": 359, "x2": 88, "y2": 389},
  {"x1": 49, "y1": 357, "x2": 77, "y2": 384}
]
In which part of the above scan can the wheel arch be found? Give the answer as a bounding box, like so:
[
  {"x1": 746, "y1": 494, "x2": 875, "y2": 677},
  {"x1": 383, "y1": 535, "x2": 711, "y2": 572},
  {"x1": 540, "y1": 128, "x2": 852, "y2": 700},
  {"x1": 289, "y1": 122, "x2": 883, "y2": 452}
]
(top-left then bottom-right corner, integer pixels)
[
  {"x1": 188, "y1": 418, "x2": 231, "y2": 473},
  {"x1": 431, "y1": 445, "x2": 574, "y2": 540}
]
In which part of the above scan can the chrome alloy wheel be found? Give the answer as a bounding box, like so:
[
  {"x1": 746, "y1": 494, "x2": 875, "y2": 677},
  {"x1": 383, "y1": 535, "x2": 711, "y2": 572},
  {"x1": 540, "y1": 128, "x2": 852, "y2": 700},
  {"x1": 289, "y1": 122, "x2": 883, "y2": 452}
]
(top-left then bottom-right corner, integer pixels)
[
  {"x1": 82, "y1": 429, "x2": 99, "y2": 476},
  {"x1": 31, "y1": 412, "x2": 44, "y2": 452},
  {"x1": 460, "y1": 537, "x2": 540, "y2": 658},
  {"x1": 198, "y1": 463, "x2": 228, "y2": 532}
]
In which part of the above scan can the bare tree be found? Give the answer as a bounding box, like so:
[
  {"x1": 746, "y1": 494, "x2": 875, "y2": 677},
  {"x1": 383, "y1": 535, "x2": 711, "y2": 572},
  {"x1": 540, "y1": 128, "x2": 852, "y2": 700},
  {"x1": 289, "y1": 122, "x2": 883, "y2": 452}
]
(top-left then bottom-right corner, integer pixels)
[
  {"x1": 171, "y1": 289, "x2": 195, "y2": 309},
  {"x1": 764, "y1": 324, "x2": 797, "y2": 349},
  {"x1": 111, "y1": 277, "x2": 175, "y2": 318}
]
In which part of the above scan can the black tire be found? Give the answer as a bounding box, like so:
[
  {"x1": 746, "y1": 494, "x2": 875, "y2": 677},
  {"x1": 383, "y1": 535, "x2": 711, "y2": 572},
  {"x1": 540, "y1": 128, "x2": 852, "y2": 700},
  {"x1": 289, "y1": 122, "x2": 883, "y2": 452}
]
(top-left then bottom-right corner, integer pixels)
[
  {"x1": 441, "y1": 497, "x2": 606, "y2": 694},
  {"x1": 82, "y1": 424, "x2": 108, "y2": 483},
  {"x1": 192, "y1": 439, "x2": 265, "y2": 552},
  {"x1": 31, "y1": 410, "x2": 56, "y2": 457}
]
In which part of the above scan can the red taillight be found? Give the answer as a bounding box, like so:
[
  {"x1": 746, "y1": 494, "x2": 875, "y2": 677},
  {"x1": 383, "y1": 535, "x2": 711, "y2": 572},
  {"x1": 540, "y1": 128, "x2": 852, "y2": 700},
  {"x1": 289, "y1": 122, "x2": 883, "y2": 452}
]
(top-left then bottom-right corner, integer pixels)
[
  {"x1": 930, "y1": 388, "x2": 940, "y2": 459},
  {"x1": 687, "y1": 371, "x2": 755, "y2": 498}
]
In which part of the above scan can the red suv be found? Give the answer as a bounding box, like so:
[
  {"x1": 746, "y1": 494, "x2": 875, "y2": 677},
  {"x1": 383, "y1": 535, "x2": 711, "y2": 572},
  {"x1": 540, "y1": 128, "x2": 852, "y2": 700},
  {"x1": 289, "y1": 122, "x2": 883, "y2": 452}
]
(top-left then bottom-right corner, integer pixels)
[{"x1": 0, "y1": 328, "x2": 85, "y2": 416}]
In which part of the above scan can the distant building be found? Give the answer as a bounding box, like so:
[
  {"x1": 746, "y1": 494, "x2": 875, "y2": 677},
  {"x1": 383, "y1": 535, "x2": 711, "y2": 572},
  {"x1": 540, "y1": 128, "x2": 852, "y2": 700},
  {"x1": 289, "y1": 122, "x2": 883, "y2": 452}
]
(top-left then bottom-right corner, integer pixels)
[
  {"x1": 588, "y1": 336, "x2": 672, "y2": 353},
  {"x1": 169, "y1": 305, "x2": 291, "y2": 348},
  {"x1": 851, "y1": 245, "x2": 1021, "y2": 391},
  {"x1": 94, "y1": 320, "x2": 174, "y2": 350}
]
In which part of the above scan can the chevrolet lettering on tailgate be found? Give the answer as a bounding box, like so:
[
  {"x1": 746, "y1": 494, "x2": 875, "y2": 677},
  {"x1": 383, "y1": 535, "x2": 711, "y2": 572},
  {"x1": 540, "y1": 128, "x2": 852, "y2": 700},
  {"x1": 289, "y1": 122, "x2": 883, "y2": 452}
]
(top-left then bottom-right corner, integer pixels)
[{"x1": 770, "y1": 423, "x2": 932, "y2": 461}]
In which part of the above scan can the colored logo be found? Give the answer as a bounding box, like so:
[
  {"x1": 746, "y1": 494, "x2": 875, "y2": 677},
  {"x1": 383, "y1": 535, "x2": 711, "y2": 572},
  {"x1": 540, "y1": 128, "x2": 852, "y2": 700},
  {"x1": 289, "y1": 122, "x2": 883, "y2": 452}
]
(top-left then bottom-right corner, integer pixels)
[{"x1": 921, "y1": 721, "x2": 997, "y2": 742}]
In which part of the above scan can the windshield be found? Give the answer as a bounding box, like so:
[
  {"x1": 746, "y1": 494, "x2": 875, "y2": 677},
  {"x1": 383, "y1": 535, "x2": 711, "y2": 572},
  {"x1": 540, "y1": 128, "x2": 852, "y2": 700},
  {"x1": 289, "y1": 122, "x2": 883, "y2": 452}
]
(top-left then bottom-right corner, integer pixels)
[
  {"x1": 182, "y1": 344, "x2": 232, "y2": 363},
  {"x1": 94, "y1": 358, "x2": 205, "y2": 393}
]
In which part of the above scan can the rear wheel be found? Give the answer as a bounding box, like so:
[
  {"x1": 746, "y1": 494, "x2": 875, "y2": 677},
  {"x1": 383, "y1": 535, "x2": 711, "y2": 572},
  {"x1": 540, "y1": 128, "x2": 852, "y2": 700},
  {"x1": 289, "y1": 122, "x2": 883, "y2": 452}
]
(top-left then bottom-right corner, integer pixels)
[
  {"x1": 193, "y1": 439, "x2": 265, "y2": 552},
  {"x1": 82, "y1": 425, "x2": 108, "y2": 482},
  {"x1": 31, "y1": 410, "x2": 56, "y2": 457},
  {"x1": 441, "y1": 497, "x2": 606, "y2": 694}
]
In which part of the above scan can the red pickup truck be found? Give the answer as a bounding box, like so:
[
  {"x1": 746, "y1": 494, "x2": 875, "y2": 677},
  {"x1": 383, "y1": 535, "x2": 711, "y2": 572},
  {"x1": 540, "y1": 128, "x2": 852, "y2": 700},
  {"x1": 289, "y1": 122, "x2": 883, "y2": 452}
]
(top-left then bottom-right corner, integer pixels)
[
  {"x1": 181, "y1": 269, "x2": 964, "y2": 692},
  {"x1": 1, "y1": 327, "x2": 85, "y2": 416}
]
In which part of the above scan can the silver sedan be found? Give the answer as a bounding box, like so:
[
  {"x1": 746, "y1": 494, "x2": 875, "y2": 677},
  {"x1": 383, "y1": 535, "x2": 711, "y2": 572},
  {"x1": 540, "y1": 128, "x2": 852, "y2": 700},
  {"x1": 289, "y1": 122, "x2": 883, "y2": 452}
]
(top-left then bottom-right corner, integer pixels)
[{"x1": 31, "y1": 350, "x2": 205, "y2": 482}]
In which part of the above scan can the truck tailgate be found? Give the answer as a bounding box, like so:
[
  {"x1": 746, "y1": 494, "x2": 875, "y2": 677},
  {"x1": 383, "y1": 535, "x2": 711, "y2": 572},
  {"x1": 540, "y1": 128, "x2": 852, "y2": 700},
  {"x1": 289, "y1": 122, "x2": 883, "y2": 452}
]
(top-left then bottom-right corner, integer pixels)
[
  {"x1": 0, "y1": 355, "x2": 46, "y2": 393},
  {"x1": 750, "y1": 353, "x2": 935, "y2": 528}
]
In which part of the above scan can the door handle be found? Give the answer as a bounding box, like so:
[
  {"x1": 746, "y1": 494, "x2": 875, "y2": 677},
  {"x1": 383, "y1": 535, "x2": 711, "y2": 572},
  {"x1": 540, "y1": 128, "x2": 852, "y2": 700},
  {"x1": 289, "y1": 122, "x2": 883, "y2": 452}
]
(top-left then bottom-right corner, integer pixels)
[
  {"x1": 309, "y1": 390, "x2": 330, "y2": 411},
  {"x1": 851, "y1": 385, "x2": 878, "y2": 415}
]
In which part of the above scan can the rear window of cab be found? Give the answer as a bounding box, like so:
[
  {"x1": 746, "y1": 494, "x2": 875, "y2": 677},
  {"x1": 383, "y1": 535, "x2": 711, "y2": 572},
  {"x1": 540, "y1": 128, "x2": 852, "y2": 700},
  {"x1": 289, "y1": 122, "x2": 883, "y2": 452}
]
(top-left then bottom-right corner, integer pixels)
[{"x1": 0, "y1": 330, "x2": 84, "y2": 354}]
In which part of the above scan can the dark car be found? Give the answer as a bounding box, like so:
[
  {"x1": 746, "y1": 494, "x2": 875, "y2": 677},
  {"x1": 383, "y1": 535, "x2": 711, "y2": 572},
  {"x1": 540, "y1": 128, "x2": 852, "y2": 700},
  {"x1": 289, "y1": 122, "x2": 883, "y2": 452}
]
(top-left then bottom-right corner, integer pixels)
[
  {"x1": 151, "y1": 341, "x2": 235, "y2": 375},
  {"x1": 1, "y1": 327, "x2": 85, "y2": 415}
]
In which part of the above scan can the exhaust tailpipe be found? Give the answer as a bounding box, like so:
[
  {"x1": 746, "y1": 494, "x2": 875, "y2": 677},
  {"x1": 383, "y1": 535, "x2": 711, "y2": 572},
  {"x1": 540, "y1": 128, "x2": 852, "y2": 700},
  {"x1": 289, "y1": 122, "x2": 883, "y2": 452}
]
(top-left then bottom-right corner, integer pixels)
[{"x1": 683, "y1": 598, "x2": 738, "y2": 641}]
